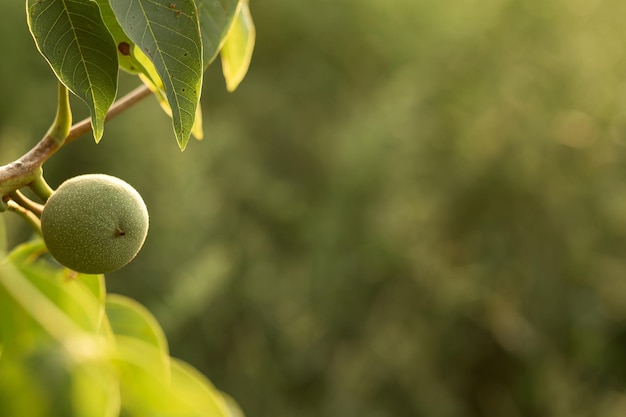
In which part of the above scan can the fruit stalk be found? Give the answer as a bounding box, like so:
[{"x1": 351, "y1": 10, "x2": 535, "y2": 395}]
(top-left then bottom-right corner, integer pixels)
[{"x1": 7, "y1": 200, "x2": 42, "y2": 236}]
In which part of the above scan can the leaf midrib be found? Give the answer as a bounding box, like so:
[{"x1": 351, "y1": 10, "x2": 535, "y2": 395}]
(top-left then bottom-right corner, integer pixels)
[
  {"x1": 59, "y1": 0, "x2": 98, "y2": 107},
  {"x1": 135, "y1": 0, "x2": 185, "y2": 136}
]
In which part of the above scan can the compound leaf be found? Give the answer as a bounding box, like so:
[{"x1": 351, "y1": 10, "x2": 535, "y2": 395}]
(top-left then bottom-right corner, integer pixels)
[{"x1": 27, "y1": 0, "x2": 119, "y2": 141}]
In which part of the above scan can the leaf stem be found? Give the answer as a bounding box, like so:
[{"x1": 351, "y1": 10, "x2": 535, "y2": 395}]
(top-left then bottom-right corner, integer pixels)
[
  {"x1": 29, "y1": 174, "x2": 54, "y2": 202},
  {"x1": 46, "y1": 83, "x2": 72, "y2": 144}
]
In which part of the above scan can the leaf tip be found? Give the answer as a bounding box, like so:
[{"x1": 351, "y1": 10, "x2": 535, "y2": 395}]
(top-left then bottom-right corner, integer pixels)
[
  {"x1": 176, "y1": 132, "x2": 189, "y2": 152},
  {"x1": 92, "y1": 123, "x2": 104, "y2": 143}
]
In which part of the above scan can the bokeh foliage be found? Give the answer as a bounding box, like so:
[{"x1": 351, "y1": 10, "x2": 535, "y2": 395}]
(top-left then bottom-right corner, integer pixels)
[{"x1": 5, "y1": 0, "x2": 626, "y2": 416}]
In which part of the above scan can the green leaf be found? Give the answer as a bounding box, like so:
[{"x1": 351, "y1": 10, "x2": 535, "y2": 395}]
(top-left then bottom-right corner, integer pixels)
[
  {"x1": 78, "y1": 273, "x2": 107, "y2": 308},
  {"x1": 134, "y1": 50, "x2": 205, "y2": 140},
  {"x1": 6, "y1": 239, "x2": 47, "y2": 265},
  {"x1": 27, "y1": 0, "x2": 119, "y2": 141},
  {"x1": 93, "y1": 0, "x2": 148, "y2": 75},
  {"x1": 1, "y1": 241, "x2": 241, "y2": 417},
  {"x1": 220, "y1": 1, "x2": 255, "y2": 92},
  {"x1": 109, "y1": 0, "x2": 203, "y2": 150},
  {"x1": 112, "y1": 341, "x2": 230, "y2": 417},
  {"x1": 105, "y1": 295, "x2": 172, "y2": 384},
  {"x1": 105, "y1": 294, "x2": 169, "y2": 355},
  {"x1": 0, "y1": 216, "x2": 6, "y2": 258},
  {"x1": 3, "y1": 241, "x2": 105, "y2": 337},
  {"x1": 112, "y1": 341, "x2": 183, "y2": 414},
  {"x1": 5, "y1": 239, "x2": 106, "y2": 309},
  {"x1": 196, "y1": 0, "x2": 241, "y2": 68},
  {"x1": 220, "y1": 391, "x2": 246, "y2": 417},
  {"x1": 170, "y1": 358, "x2": 232, "y2": 417},
  {"x1": 71, "y1": 361, "x2": 121, "y2": 417},
  {"x1": 0, "y1": 346, "x2": 49, "y2": 416}
]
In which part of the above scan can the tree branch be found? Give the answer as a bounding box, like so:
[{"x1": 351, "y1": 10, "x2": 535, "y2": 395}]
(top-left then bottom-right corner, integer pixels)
[
  {"x1": 66, "y1": 84, "x2": 152, "y2": 144},
  {"x1": 0, "y1": 84, "x2": 153, "y2": 196}
]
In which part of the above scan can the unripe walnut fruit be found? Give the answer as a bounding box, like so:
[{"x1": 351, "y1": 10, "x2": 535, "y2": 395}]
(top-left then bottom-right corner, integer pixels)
[{"x1": 41, "y1": 174, "x2": 149, "y2": 274}]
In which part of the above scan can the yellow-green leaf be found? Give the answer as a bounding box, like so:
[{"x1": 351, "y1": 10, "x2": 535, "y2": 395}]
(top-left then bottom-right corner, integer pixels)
[
  {"x1": 220, "y1": 1, "x2": 255, "y2": 92},
  {"x1": 196, "y1": 0, "x2": 241, "y2": 68},
  {"x1": 105, "y1": 294, "x2": 169, "y2": 356}
]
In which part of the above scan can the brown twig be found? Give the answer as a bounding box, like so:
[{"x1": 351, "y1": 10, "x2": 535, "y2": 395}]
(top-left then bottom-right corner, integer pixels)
[
  {"x1": 0, "y1": 84, "x2": 153, "y2": 195},
  {"x1": 66, "y1": 84, "x2": 152, "y2": 144}
]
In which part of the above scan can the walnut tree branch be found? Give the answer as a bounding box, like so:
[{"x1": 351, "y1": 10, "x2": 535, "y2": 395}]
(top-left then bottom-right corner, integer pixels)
[
  {"x1": 65, "y1": 84, "x2": 153, "y2": 144},
  {"x1": 0, "y1": 84, "x2": 153, "y2": 196}
]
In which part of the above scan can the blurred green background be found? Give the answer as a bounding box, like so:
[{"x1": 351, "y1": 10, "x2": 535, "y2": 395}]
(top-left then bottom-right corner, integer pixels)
[{"x1": 5, "y1": 0, "x2": 626, "y2": 415}]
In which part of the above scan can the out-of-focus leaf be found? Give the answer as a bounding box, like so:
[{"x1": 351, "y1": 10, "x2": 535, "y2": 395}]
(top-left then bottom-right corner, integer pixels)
[
  {"x1": 72, "y1": 360, "x2": 121, "y2": 417},
  {"x1": 6, "y1": 239, "x2": 47, "y2": 266},
  {"x1": 220, "y1": 1, "x2": 255, "y2": 92},
  {"x1": 0, "y1": 216, "x2": 6, "y2": 257},
  {"x1": 113, "y1": 339, "x2": 183, "y2": 415},
  {"x1": 220, "y1": 391, "x2": 246, "y2": 417},
  {"x1": 191, "y1": 104, "x2": 204, "y2": 140},
  {"x1": 0, "y1": 328, "x2": 115, "y2": 417},
  {"x1": 1, "y1": 260, "x2": 85, "y2": 340},
  {"x1": 26, "y1": 0, "x2": 118, "y2": 141},
  {"x1": 113, "y1": 338, "x2": 229, "y2": 417},
  {"x1": 0, "y1": 257, "x2": 111, "y2": 417},
  {"x1": 196, "y1": 0, "x2": 241, "y2": 68},
  {"x1": 5, "y1": 241, "x2": 105, "y2": 335},
  {"x1": 4, "y1": 240, "x2": 106, "y2": 331},
  {"x1": 109, "y1": 0, "x2": 203, "y2": 150},
  {"x1": 77, "y1": 273, "x2": 106, "y2": 309},
  {"x1": 0, "y1": 239, "x2": 238, "y2": 417},
  {"x1": 170, "y1": 358, "x2": 231, "y2": 417},
  {"x1": 0, "y1": 346, "x2": 48, "y2": 417},
  {"x1": 106, "y1": 294, "x2": 169, "y2": 355}
]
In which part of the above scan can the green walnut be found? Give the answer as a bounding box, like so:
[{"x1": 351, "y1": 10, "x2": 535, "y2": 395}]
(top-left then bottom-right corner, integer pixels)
[{"x1": 41, "y1": 174, "x2": 149, "y2": 274}]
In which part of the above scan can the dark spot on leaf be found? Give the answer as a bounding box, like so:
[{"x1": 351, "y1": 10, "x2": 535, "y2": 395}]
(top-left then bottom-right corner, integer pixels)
[
  {"x1": 169, "y1": 3, "x2": 176, "y2": 8},
  {"x1": 118, "y1": 42, "x2": 131, "y2": 56}
]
